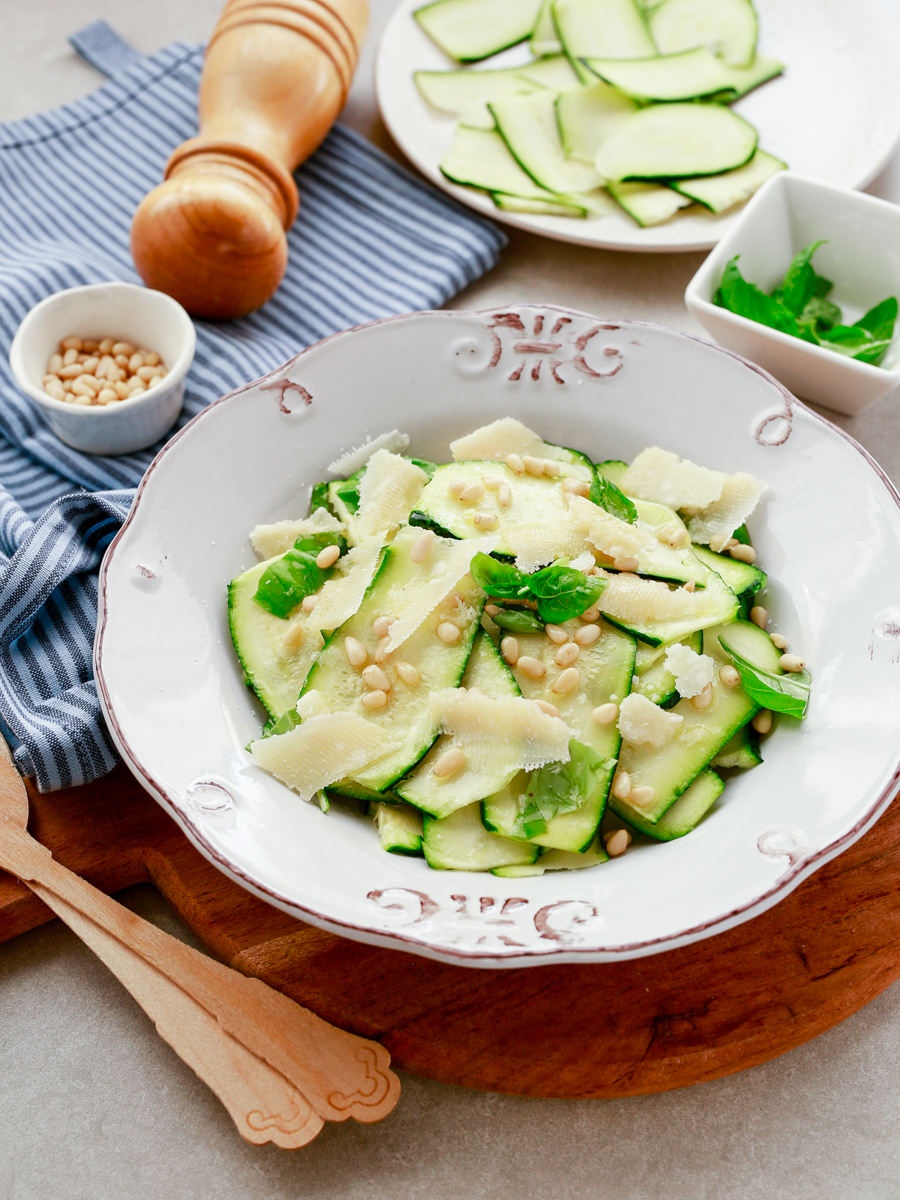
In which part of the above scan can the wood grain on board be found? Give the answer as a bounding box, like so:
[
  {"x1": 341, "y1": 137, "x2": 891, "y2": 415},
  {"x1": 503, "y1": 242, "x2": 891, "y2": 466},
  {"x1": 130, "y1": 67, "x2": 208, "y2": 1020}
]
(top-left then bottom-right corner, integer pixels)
[{"x1": 2, "y1": 766, "x2": 898, "y2": 1099}]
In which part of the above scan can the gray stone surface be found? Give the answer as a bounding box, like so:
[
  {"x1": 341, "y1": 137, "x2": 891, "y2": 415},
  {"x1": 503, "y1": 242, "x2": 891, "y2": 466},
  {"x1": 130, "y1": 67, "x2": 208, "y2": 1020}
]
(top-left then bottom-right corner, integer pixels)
[{"x1": 2, "y1": 3, "x2": 899, "y2": 1197}]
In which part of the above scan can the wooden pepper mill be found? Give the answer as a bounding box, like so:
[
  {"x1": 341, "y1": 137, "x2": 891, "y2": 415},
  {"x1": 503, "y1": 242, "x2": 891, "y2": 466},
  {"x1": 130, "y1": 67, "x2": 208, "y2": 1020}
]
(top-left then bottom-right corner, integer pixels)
[{"x1": 131, "y1": 0, "x2": 369, "y2": 320}]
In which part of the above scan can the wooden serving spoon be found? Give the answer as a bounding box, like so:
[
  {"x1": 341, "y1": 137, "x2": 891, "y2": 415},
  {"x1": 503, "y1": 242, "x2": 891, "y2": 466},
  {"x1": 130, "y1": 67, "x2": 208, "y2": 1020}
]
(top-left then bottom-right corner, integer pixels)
[{"x1": 0, "y1": 740, "x2": 400, "y2": 1147}]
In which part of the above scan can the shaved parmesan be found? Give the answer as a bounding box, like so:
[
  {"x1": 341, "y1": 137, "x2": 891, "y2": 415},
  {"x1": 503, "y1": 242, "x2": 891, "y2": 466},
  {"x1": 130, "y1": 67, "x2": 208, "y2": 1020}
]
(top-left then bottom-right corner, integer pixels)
[
  {"x1": 685, "y1": 473, "x2": 767, "y2": 547},
  {"x1": 621, "y1": 448, "x2": 725, "y2": 511},
  {"x1": 250, "y1": 508, "x2": 343, "y2": 560},
  {"x1": 295, "y1": 690, "x2": 329, "y2": 719},
  {"x1": 308, "y1": 539, "x2": 384, "y2": 633},
  {"x1": 663, "y1": 644, "x2": 716, "y2": 699},
  {"x1": 430, "y1": 688, "x2": 572, "y2": 771},
  {"x1": 354, "y1": 450, "x2": 428, "y2": 541},
  {"x1": 599, "y1": 571, "x2": 721, "y2": 625},
  {"x1": 450, "y1": 417, "x2": 546, "y2": 462},
  {"x1": 569, "y1": 495, "x2": 657, "y2": 560},
  {"x1": 327, "y1": 430, "x2": 410, "y2": 476},
  {"x1": 617, "y1": 693, "x2": 683, "y2": 747},
  {"x1": 250, "y1": 713, "x2": 389, "y2": 802},
  {"x1": 384, "y1": 532, "x2": 497, "y2": 652}
]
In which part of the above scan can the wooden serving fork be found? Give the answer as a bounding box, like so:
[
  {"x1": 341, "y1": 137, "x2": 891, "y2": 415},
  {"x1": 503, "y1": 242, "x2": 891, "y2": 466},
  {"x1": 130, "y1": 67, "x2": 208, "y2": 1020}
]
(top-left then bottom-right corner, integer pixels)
[
  {"x1": 130, "y1": 0, "x2": 369, "y2": 319},
  {"x1": 0, "y1": 740, "x2": 400, "y2": 1147}
]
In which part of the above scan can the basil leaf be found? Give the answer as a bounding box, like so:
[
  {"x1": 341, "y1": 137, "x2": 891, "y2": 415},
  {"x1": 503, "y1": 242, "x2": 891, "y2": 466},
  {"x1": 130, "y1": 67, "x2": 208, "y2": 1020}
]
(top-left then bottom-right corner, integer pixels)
[
  {"x1": 852, "y1": 340, "x2": 892, "y2": 367},
  {"x1": 492, "y1": 608, "x2": 545, "y2": 634},
  {"x1": 261, "y1": 708, "x2": 303, "y2": 738},
  {"x1": 799, "y1": 295, "x2": 841, "y2": 333},
  {"x1": 778, "y1": 241, "x2": 828, "y2": 314},
  {"x1": 594, "y1": 475, "x2": 637, "y2": 524},
  {"x1": 333, "y1": 474, "x2": 362, "y2": 514},
  {"x1": 719, "y1": 638, "x2": 811, "y2": 719},
  {"x1": 254, "y1": 533, "x2": 345, "y2": 619},
  {"x1": 308, "y1": 481, "x2": 331, "y2": 514},
  {"x1": 858, "y1": 296, "x2": 898, "y2": 342},
  {"x1": 469, "y1": 553, "x2": 532, "y2": 600},
  {"x1": 731, "y1": 524, "x2": 751, "y2": 546},
  {"x1": 715, "y1": 257, "x2": 804, "y2": 337},
  {"x1": 528, "y1": 564, "x2": 606, "y2": 624},
  {"x1": 515, "y1": 741, "x2": 606, "y2": 837}
]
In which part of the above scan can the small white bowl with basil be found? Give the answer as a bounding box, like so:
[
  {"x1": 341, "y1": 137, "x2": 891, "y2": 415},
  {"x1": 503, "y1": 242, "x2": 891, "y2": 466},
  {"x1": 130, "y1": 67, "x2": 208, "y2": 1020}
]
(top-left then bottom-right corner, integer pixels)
[{"x1": 685, "y1": 172, "x2": 900, "y2": 415}]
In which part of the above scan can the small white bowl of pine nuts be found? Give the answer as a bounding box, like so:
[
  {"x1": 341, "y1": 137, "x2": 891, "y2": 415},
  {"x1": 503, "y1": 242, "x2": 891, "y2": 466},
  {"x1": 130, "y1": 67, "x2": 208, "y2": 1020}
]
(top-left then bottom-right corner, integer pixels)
[{"x1": 9, "y1": 282, "x2": 195, "y2": 455}]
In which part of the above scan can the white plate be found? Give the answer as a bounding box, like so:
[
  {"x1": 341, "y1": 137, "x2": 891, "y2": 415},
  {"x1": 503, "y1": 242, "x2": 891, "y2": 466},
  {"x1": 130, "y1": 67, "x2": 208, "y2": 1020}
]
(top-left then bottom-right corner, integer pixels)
[
  {"x1": 375, "y1": 0, "x2": 900, "y2": 253},
  {"x1": 96, "y1": 304, "x2": 900, "y2": 967}
]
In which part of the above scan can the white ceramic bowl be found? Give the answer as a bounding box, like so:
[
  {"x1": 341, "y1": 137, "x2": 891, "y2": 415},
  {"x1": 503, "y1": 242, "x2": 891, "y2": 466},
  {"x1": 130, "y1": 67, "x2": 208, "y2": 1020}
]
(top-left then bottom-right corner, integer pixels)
[
  {"x1": 95, "y1": 305, "x2": 900, "y2": 968},
  {"x1": 9, "y1": 282, "x2": 196, "y2": 455},
  {"x1": 685, "y1": 172, "x2": 900, "y2": 415}
]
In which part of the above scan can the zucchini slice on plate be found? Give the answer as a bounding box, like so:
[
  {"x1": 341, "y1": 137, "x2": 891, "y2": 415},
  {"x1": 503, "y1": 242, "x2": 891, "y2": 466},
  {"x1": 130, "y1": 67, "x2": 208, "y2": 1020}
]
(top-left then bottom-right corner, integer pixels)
[
  {"x1": 648, "y1": 0, "x2": 759, "y2": 67},
  {"x1": 371, "y1": 801, "x2": 425, "y2": 856},
  {"x1": 441, "y1": 126, "x2": 559, "y2": 201},
  {"x1": 595, "y1": 103, "x2": 759, "y2": 182},
  {"x1": 556, "y1": 81, "x2": 640, "y2": 165},
  {"x1": 606, "y1": 181, "x2": 692, "y2": 228},
  {"x1": 670, "y1": 149, "x2": 786, "y2": 213},
  {"x1": 553, "y1": 0, "x2": 657, "y2": 65},
  {"x1": 531, "y1": 0, "x2": 562, "y2": 56},
  {"x1": 423, "y1": 801, "x2": 539, "y2": 871},
  {"x1": 616, "y1": 768, "x2": 725, "y2": 840},
  {"x1": 584, "y1": 47, "x2": 783, "y2": 105},
  {"x1": 414, "y1": 0, "x2": 544, "y2": 62},
  {"x1": 490, "y1": 91, "x2": 603, "y2": 194},
  {"x1": 415, "y1": 66, "x2": 543, "y2": 129},
  {"x1": 492, "y1": 192, "x2": 589, "y2": 217}
]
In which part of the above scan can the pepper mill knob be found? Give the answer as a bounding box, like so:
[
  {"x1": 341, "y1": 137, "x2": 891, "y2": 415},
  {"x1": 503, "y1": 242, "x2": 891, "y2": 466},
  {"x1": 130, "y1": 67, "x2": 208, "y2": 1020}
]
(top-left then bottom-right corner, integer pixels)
[{"x1": 131, "y1": 0, "x2": 369, "y2": 320}]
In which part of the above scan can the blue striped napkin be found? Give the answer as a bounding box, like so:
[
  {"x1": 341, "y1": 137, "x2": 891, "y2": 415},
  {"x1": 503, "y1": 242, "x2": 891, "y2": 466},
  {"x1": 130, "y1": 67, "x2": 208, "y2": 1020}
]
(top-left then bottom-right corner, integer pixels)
[{"x1": 0, "y1": 22, "x2": 505, "y2": 792}]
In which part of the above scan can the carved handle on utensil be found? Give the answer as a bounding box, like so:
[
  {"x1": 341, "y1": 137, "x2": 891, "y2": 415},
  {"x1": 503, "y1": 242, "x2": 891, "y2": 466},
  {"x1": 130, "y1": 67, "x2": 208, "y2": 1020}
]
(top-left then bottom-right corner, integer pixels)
[{"x1": 130, "y1": 0, "x2": 369, "y2": 320}]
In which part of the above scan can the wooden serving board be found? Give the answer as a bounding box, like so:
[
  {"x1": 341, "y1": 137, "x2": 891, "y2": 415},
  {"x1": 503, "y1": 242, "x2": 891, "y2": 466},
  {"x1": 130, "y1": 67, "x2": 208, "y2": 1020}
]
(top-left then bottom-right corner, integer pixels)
[{"x1": 2, "y1": 766, "x2": 899, "y2": 1099}]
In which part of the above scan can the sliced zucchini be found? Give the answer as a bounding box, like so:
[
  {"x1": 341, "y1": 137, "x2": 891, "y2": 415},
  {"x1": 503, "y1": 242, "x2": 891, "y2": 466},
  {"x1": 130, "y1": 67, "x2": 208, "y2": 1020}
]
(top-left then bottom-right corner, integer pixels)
[
  {"x1": 556, "y1": 82, "x2": 640, "y2": 165},
  {"x1": 692, "y1": 543, "x2": 765, "y2": 612},
  {"x1": 553, "y1": 0, "x2": 657, "y2": 64},
  {"x1": 598, "y1": 562, "x2": 740, "y2": 647},
  {"x1": 482, "y1": 618, "x2": 636, "y2": 851},
  {"x1": 423, "y1": 801, "x2": 539, "y2": 870},
  {"x1": 228, "y1": 558, "x2": 322, "y2": 719},
  {"x1": 371, "y1": 801, "x2": 425, "y2": 855},
  {"x1": 492, "y1": 192, "x2": 588, "y2": 217},
  {"x1": 606, "y1": 181, "x2": 692, "y2": 227},
  {"x1": 493, "y1": 840, "x2": 608, "y2": 876},
  {"x1": 595, "y1": 103, "x2": 759, "y2": 182},
  {"x1": 301, "y1": 527, "x2": 485, "y2": 791},
  {"x1": 415, "y1": 66, "x2": 542, "y2": 128},
  {"x1": 584, "y1": 47, "x2": 783, "y2": 104},
  {"x1": 670, "y1": 149, "x2": 786, "y2": 213},
  {"x1": 531, "y1": 0, "x2": 562, "y2": 55},
  {"x1": 440, "y1": 126, "x2": 556, "y2": 201},
  {"x1": 395, "y1": 631, "x2": 522, "y2": 817},
  {"x1": 617, "y1": 768, "x2": 724, "y2": 839},
  {"x1": 648, "y1": 0, "x2": 759, "y2": 67},
  {"x1": 490, "y1": 91, "x2": 602, "y2": 194},
  {"x1": 517, "y1": 54, "x2": 580, "y2": 91},
  {"x1": 414, "y1": 0, "x2": 544, "y2": 62},
  {"x1": 581, "y1": 498, "x2": 706, "y2": 585},
  {"x1": 711, "y1": 725, "x2": 761, "y2": 770}
]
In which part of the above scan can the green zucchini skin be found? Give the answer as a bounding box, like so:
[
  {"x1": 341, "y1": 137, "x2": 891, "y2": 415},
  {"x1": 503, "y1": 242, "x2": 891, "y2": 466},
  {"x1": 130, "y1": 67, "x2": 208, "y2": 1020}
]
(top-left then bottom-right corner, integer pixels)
[{"x1": 617, "y1": 768, "x2": 724, "y2": 840}]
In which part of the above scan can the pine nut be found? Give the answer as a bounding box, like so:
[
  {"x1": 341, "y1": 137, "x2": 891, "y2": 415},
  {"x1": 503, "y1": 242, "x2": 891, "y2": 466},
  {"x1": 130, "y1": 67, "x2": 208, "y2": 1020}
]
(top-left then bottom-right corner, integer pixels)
[
  {"x1": 315, "y1": 544, "x2": 341, "y2": 569},
  {"x1": 730, "y1": 543, "x2": 757, "y2": 564},
  {"x1": 542, "y1": 459, "x2": 560, "y2": 477},
  {"x1": 750, "y1": 606, "x2": 768, "y2": 628},
  {"x1": 99, "y1": 338, "x2": 114, "y2": 354},
  {"x1": 719, "y1": 665, "x2": 741, "y2": 688},
  {"x1": 143, "y1": 350, "x2": 160, "y2": 366},
  {"x1": 545, "y1": 624, "x2": 568, "y2": 645},
  {"x1": 361, "y1": 689, "x2": 388, "y2": 710},
  {"x1": 534, "y1": 699, "x2": 561, "y2": 718},
  {"x1": 630, "y1": 785, "x2": 657, "y2": 811},
  {"x1": 752, "y1": 709, "x2": 773, "y2": 735},
  {"x1": 500, "y1": 636, "x2": 520, "y2": 665},
  {"x1": 483, "y1": 476, "x2": 503, "y2": 491},
  {"x1": 409, "y1": 529, "x2": 436, "y2": 564},
  {"x1": 771, "y1": 633, "x2": 788, "y2": 650},
  {"x1": 76, "y1": 373, "x2": 100, "y2": 392},
  {"x1": 362, "y1": 664, "x2": 391, "y2": 692},
  {"x1": 44, "y1": 380, "x2": 65, "y2": 401},
  {"x1": 71, "y1": 380, "x2": 95, "y2": 397},
  {"x1": 114, "y1": 382, "x2": 131, "y2": 399},
  {"x1": 552, "y1": 667, "x2": 580, "y2": 695},
  {"x1": 433, "y1": 747, "x2": 466, "y2": 780},
  {"x1": 82, "y1": 339, "x2": 99, "y2": 354},
  {"x1": 505, "y1": 453, "x2": 525, "y2": 474},
  {"x1": 112, "y1": 341, "x2": 135, "y2": 356},
  {"x1": 437, "y1": 622, "x2": 461, "y2": 645},
  {"x1": 301, "y1": 594, "x2": 319, "y2": 612},
  {"x1": 61, "y1": 336, "x2": 82, "y2": 351},
  {"x1": 604, "y1": 829, "x2": 631, "y2": 858},
  {"x1": 80, "y1": 356, "x2": 99, "y2": 373},
  {"x1": 592, "y1": 702, "x2": 618, "y2": 726},
  {"x1": 485, "y1": 603, "x2": 500, "y2": 617},
  {"x1": 580, "y1": 606, "x2": 601, "y2": 623},
  {"x1": 137, "y1": 365, "x2": 160, "y2": 382},
  {"x1": 612, "y1": 771, "x2": 632, "y2": 800},
  {"x1": 395, "y1": 661, "x2": 421, "y2": 687},
  {"x1": 344, "y1": 636, "x2": 367, "y2": 668},
  {"x1": 374, "y1": 638, "x2": 392, "y2": 663},
  {"x1": 58, "y1": 363, "x2": 82, "y2": 379},
  {"x1": 613, "y1": 555, "x2": 639, "y2": 573},
  {"x1": 562, "y1": 477, "x2": 590, "y2": 496},
  {"x1": 497, "y1": 483, "x2": 512, "y2": 508},
  {"x1": 97, "y1": 388, "x2": 118, "y2": 405},
  {"x1": 691, "y1": 683, "x2": 714, "y2": 711},
  {"x1": 72, "y1": 395, "x2": 92, "y2": 406},
  {"x1": 522, "y1": 455, "x2": 544, "y2": 477},
  {"x1": 460, "y1": 482, "x2": 485, "y2": 504},
  {"x1": 115, "y1": 354, "x2": 130, "y2": 368},
  {"x1": 448, "y1": 479, "x2": 466, "y2": 500},
  {"x1": 129, "y1": 353, "x2": 144, "y2": 372},
  {"x1": 372, "y1": 615, "x2": 396, "y2": 637},
  {"x1": 575, "y1": 623, "x2": 602, "y2": 647},
  {"x1": 472, "y1": 512, "x2": 498, "y2": 530},
  {"x1": 683, "y1": 580, "x2": 697, "y2": 594},
  {"x1": 282, "y1": 621, "x2": 305, "y2": 650},
  {"x1": 780, "y1": 653, "x2": 805, "y2": 673},
  {"x1": 516, "y1": 655, "x2": 546, "y2": 680},
  {"x1": 555, "y1": 642, "x2": 579, "y2": 667},
  {"x1": 48, "y1": 353, "x2": 64, "y2": 373}
]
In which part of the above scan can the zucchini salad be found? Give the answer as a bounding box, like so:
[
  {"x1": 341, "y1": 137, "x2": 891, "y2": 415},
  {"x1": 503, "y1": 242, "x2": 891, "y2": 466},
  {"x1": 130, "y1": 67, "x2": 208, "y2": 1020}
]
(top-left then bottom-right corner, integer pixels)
[
  {"x1": 414, "y1": 0, "x2": 786, "y2": 227},
  {"x1": 228, "y1": 419, "x2": 811, "y2": 876}
]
